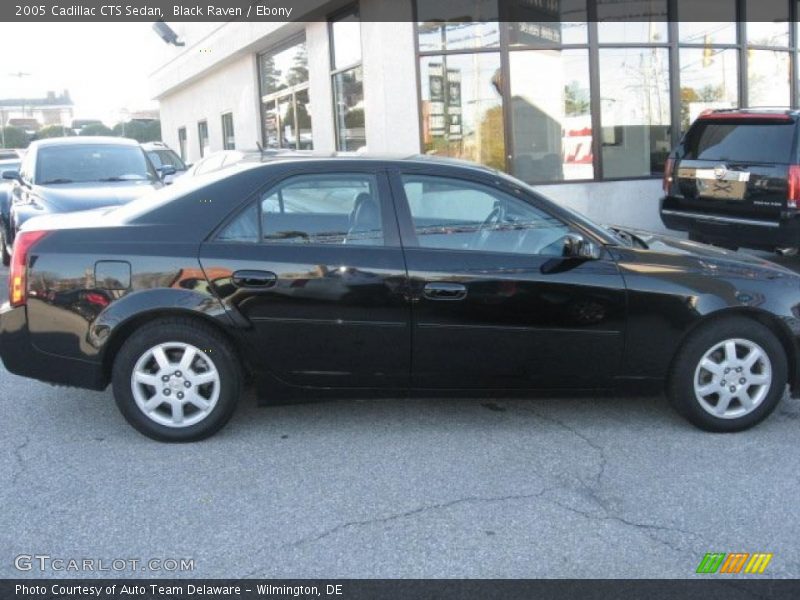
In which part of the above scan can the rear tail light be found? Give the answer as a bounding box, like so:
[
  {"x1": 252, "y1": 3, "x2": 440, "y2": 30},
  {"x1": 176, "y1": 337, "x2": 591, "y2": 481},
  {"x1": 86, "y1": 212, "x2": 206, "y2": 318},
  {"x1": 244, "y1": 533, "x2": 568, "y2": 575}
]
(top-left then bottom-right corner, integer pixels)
[
  {"x1": 9, "y1": 230, "x2": 49, "y2": 308},
  {"x1": 663, "y1": 158, "x2": 675, "y2": 193},
  {"x1": 788, "y1": 165, "x2": 800, "y2": 210}
]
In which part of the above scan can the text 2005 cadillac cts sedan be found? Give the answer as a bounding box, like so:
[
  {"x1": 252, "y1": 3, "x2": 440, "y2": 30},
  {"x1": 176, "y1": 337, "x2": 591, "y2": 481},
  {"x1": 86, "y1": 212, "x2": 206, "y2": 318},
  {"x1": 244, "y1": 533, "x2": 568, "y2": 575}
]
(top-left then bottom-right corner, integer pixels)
[{"x1": 2, "y1": 155, "x2": 800, "y2": 441}]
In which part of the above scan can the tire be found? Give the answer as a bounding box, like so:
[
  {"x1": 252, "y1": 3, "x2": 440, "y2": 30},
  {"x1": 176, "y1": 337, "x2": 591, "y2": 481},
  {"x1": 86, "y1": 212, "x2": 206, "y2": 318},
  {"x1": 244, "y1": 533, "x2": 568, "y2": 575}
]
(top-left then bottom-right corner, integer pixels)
[
  {"x1": 0, "y1": 225, "x2": 10, "y2": 267},
  {"x1": 112, "y1": 317, "x2": 242, "y2": 442},
  {"x1": 668, "y1": 317, "x2": 787, "y2": 432}
]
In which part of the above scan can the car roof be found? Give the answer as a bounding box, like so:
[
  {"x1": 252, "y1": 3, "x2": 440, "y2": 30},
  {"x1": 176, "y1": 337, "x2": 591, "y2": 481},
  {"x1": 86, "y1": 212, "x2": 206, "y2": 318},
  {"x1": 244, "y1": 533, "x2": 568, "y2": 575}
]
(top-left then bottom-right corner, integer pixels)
[
  {"x1": 231, "y1": 151, "x2": 501, "y2": 175},
  {"x1": 699, "y1": 108, "x2": 800, "y2": 121},
  {"x1": 31, "y1": 136, "x2": 141, "y2": 149}
]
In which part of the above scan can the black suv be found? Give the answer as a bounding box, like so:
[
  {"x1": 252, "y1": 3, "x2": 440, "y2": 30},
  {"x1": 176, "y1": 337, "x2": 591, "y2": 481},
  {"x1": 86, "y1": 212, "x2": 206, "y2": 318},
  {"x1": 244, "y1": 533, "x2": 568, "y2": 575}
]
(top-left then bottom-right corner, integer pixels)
[{"x1": 660, "y1": 109, "x2": 800, "y2": 253}]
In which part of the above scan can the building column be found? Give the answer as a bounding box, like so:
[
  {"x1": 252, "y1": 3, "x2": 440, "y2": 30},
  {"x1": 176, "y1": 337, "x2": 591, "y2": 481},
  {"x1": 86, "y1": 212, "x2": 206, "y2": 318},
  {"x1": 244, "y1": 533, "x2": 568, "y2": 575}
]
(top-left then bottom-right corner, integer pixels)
[
  {"x1": 306, "y1": 21, "x2": 336, "y2": 152},
  {"x1": 359, "y1": 0, "x2": 421, "y2": 154}
]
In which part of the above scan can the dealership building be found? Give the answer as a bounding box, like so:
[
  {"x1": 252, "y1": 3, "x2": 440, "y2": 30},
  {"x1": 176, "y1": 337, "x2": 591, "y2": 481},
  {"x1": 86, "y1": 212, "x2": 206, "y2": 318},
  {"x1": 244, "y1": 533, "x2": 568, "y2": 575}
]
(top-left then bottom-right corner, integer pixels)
[{"x1": 150, "y1": 0, "x2": 800, "y2": 231}]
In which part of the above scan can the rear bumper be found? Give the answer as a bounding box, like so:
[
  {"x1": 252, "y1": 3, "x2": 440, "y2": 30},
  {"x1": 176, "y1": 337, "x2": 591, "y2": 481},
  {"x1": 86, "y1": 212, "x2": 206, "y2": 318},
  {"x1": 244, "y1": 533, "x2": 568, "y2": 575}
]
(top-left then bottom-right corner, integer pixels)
[
  {"x1": 660, "y1": 201, "x2": 800, "y2": 249},
  {"x1": 0, "y1": 303, "x2": 108, "y2": 390}
]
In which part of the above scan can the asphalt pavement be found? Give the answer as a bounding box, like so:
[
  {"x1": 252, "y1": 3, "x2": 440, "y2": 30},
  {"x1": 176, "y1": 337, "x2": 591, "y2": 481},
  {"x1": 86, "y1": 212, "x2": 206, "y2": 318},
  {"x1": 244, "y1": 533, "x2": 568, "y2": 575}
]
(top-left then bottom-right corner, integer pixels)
[{"x1": 1, "y1": 256, "x2": 799, "y2": 579}]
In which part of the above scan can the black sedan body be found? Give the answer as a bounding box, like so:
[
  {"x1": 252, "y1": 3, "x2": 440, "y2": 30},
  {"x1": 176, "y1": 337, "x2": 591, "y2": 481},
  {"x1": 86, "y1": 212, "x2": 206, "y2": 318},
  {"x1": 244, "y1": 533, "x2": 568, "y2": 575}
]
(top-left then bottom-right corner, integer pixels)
[{"x1": 2, "y1": 156, "x2": 799, "y2": 441}]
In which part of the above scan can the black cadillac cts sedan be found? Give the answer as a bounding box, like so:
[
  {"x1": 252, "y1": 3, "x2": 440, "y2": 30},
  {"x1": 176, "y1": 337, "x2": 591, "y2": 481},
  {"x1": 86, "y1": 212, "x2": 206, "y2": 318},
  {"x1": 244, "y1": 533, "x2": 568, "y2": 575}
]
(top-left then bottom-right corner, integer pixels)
[{"x1": 2, "y1": 155, "x2": 800, "y2": 442}]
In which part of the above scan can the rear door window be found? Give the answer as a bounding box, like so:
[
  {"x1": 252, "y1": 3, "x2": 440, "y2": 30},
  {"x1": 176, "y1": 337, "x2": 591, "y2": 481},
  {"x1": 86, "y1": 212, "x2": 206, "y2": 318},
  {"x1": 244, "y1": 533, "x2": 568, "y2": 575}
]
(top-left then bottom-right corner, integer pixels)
[
  {"x1": 217, "y1": 173, "x2": 386, "y2": 246},
  {"x1": 685, "y1": 121, "x2": 796, "y2": 163}
]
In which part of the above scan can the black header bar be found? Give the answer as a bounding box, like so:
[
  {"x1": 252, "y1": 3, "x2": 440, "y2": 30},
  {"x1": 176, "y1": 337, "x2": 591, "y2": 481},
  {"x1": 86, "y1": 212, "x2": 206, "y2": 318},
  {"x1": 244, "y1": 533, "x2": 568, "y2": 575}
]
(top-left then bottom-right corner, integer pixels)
[{"x1": 0, "y1": 0, "x2": 797, "y2": 22}]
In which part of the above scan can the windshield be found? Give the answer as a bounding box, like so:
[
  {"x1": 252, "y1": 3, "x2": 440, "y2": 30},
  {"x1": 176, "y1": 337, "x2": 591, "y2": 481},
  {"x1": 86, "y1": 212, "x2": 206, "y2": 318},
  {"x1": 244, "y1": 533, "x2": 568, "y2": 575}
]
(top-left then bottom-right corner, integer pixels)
[
  {"x1": 36, "y1": 144, "x2": 158, "y2": 184},
  {"x1": 148, "y1": 149, "x2": 186, "y2": 171}
]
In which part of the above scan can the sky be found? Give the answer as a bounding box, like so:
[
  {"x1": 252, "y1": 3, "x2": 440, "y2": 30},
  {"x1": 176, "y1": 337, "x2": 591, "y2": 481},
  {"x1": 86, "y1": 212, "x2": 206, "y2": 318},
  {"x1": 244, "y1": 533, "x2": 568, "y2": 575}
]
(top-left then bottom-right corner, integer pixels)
[{"x1": 0, "y1": 23, "x2": 176, "y2": 125}]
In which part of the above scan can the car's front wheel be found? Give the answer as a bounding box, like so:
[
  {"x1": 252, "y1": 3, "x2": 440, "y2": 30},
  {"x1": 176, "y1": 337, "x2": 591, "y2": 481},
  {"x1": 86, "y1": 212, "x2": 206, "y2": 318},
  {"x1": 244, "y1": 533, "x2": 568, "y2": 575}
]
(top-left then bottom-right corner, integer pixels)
[
  {"x1": 668, "y1": 317, "x2": 787, "y2": 432},
  {"x1": 112, "y1": 318, "x2": 242, "y2": 442}
]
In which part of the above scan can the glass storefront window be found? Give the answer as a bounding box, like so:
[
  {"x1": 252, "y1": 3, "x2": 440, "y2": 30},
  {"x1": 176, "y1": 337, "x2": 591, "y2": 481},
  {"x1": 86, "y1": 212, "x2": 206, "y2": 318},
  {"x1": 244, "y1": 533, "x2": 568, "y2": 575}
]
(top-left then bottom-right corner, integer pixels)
[
  {"x1": 746, "y1": 0, "x2": 790, "y2": 47},
  {"x1": 599, "y1": 48, "x2": 671, "y2": 178},
  {"x1": 508, "y1": 22, "x2": 588, "y2": 47},
  {"x1": 677, "y1": 0, "x2": 737, "y2": 43},
  {"x1": 333, "y1": 66, "x2": 366, "y2": 152},
  {"x1": 221, "y1": 113, "x2": 235, "y2": 150},
  {"x1": 506, "y1": 0, "x2": 588, "y2": 46},
  {"x1": 679, "y1": 48, "x2": 738, "y2": 131},
  {"x1": 597, "y1": 0, "x2": 668, "y2": 43},
  {"x1": 260, "y1": 36, "x2": 313, "y2": 150},
  {"x1": 748, "y1": 49, "x2": 791, "y2": 106},
  {"x1": 331, "y1": 11, "x2": 362, "y2": 69},
  {"x1": 417, "y1": 0, "x2": 500, "y2": 52},
  {"x1": 420, "y1": 53, "x2": 505, "y2": 171},
  {"x1": 258, "y1": 38, "x2": 309, "y2": 96},
  {"x1": 678, "y1": 22, "x2": 737, "y2": 45},
  {"x1": 509, "y1": 49, "x2": 593, "y2": 182},
  {"x1": 197, "y1": 120, "x2": 209, "y2": 158}
]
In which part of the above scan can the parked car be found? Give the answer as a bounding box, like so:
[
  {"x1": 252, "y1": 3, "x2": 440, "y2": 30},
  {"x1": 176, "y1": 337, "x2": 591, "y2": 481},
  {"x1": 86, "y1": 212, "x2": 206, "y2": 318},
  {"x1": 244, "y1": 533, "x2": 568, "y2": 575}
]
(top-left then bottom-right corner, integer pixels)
[
  {"x1": 142, "y1": 141, "x2": 188, "y2": 184},
  {"x1": 661, "y1": 108, "x2": 800, "y2": 253},
  {"x1": 2, "y1": 155, "x2": 799, "y2": 442},
  {"x1": 1, "y1": 136, "x2": 167, "y2": 247},
  {"x1": 0, "y1": 158, "x2": 21, "y2": 264},
  {"x1": 0, "y1": 149, "x2": 25, "y2": 161}
]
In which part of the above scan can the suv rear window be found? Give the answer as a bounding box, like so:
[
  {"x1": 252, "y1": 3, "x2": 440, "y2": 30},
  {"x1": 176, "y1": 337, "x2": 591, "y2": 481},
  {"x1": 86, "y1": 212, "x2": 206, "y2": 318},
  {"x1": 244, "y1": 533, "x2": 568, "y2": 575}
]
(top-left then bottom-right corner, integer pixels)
[{"x1": 685, "y1": 120, "x2": 796, "y2": 164}]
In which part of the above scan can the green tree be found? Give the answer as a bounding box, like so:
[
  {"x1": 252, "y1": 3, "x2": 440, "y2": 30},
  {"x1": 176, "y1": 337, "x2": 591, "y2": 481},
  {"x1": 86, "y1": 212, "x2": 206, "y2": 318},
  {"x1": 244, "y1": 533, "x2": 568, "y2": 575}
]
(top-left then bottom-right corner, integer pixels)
[
  {"x1": 565, "y1": 81, "x2": 590, "y2": 116},
  {"x1": 36, "y1": 125, "x2": 74, "y2": 139},
  {"x1": 112, "y1": 120, "x2": 162, "y2": 143},
  {"x1": 79, "y1": 123, "x2": 113, "y2": 136},
  {"x1": 0, "y1": 126, "x2": 29, "y2": 148}
]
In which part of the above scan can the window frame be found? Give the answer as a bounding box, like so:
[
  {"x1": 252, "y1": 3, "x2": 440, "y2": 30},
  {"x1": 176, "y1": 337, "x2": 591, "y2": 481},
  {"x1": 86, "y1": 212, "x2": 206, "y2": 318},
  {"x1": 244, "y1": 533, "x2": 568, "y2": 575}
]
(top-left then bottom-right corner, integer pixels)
[
  {"x1": 212, "y1": 167, "x2": 400, "y2": 248},
  {"x1": 412, "y1": 0, "x2": 800, "y2": 185}
]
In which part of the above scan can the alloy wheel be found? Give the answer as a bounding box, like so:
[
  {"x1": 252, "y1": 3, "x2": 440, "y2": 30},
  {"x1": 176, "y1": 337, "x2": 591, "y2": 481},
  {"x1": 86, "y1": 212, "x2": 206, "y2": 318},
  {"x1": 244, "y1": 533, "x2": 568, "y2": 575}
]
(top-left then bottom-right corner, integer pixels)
[
  {"x1": 130, "y1": 342, "x2": 220, "y2": 428},
  {"x1": 693, "y1": 338, "x2": 772, "y2": 419}
]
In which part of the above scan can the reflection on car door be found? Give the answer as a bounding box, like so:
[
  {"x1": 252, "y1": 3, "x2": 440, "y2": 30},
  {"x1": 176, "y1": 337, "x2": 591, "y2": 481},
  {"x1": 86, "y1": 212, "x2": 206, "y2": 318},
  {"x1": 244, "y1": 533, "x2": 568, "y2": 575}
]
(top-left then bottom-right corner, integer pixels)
[
  {"x1": 391, "y1": 169, "x2": 627, "y2": 390},
  {"x1": 199, "y1": 168, "x2": 410, "y2": 390}
]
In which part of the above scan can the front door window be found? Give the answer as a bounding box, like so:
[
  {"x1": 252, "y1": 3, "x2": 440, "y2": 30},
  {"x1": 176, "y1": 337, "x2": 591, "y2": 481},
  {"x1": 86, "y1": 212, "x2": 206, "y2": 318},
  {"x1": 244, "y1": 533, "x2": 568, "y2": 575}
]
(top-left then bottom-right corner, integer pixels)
[{"x1": 401, "y1": 175, "x2": 570, "y2": 255}]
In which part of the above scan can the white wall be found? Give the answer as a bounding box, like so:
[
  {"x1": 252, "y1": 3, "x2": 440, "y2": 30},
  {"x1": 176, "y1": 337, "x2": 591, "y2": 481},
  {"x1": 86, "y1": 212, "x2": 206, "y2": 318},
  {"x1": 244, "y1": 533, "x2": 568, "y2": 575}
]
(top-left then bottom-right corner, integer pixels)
[
  {"x1": 533, "y1": 179, "x2": 668, "y2": 233},
  {"x1": 159, "y1": 53, "x2": 261, "y2": 163},
  {"x1": 360, "y1": 5, "x2": 420, "y2": 154}
]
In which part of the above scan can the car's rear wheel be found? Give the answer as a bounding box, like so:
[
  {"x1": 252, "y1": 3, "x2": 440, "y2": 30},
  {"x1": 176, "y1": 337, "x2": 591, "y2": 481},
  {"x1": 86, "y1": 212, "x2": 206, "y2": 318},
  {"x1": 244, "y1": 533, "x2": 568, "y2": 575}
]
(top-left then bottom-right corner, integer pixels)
[
  {"x1": 112, "y1": 318, "x2": 242, "y2": 442},
  {"x1": 668, "y1": 317, "x2": 787, "y2": 432}
]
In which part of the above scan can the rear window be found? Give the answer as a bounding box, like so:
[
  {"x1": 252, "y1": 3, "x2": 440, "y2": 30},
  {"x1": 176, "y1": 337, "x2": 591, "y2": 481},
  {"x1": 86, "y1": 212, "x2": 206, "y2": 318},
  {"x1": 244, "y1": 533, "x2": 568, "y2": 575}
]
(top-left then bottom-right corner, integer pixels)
[{"x1": 686, "y1": 120, "x2": 796, "y2": 164}]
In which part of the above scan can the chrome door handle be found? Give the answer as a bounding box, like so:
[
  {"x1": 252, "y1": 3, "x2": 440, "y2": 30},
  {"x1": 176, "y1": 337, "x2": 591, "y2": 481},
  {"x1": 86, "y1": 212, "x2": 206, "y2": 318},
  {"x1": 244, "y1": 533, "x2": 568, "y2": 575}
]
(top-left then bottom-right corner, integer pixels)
[{"x1": 423, "y1": 282, "x2": 467, "y2": 301}]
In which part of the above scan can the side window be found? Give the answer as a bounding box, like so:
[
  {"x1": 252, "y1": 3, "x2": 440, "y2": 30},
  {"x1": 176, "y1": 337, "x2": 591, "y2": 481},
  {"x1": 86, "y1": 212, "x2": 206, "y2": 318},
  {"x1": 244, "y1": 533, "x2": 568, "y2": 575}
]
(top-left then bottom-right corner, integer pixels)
[
  {"x1": 401, "y1": 175, "x2": 570, "y2": 256},
  {"x1": 260, "y1": 174, "x2": 383, "y2": 245},
  {"x1": 218, "y1": 204, "x2": 259, "y2": 243},
  {"x1": 215, "y1": 173, "x2": 385, "y2": 246}
]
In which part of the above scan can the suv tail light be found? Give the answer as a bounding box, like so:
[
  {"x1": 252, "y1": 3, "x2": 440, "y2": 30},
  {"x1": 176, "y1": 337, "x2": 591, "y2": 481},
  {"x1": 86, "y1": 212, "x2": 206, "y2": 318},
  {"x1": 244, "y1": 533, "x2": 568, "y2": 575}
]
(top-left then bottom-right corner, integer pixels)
[
  {"x1": 788, "y1": 165, "x2": 800, "y2": 210},
  {"x1": 663, "y1": 158, "x2": 675, "y2": 193},
  {"x1": 9, "y1": 230, "x2": 49, "y2": 308}
]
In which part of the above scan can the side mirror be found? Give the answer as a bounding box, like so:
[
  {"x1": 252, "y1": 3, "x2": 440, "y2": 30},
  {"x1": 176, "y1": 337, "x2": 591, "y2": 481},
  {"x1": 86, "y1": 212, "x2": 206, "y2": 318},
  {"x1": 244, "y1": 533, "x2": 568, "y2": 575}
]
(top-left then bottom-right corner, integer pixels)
[
  {"x1": 2, "y1": 170, "x2": 21, "y2": 183},
  {"x1": 563, "y1": 233, "x2": 602, "y2": 260},
  {"x1": 158, "y1": 165, "x2": 177, "y2": 179}
]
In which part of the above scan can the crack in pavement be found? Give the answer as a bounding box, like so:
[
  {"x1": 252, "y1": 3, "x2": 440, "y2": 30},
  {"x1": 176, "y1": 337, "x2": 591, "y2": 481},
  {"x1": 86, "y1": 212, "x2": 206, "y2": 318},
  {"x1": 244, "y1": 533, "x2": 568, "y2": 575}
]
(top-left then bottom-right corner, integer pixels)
[
  {"x1": 241, "y1": 487, "x2": 554, "y2": 579},
  {"x1": 517, "y1": 405, "x2": 708, "y2": 555},
  {"x1": 11, "y1": 435, "x2": 30, "y2": 486}
]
